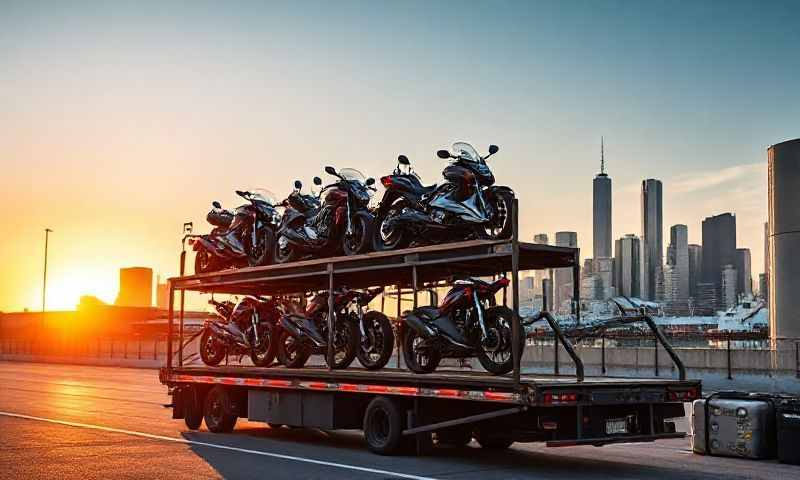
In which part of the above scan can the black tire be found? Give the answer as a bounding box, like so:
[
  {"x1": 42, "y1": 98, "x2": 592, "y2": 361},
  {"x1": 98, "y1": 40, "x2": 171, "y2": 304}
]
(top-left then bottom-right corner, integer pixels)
[
  {"x1": 373, "y1": 209, "x2": 407, "y2": 251},
  {"x1": 325, "y1": 320, "x2": 358, "y2": 369},
  {"x1": 267, "y1": 423, "x2": 284, "y2": 429},
  {"x1": 356, "y1": 312, "x2": 395, "y2": 370},
  {"x1": 273, "y1": 235, "x2": 300, "y2": 264},
  {"x1": 194, "y1": 249, "x2": 215, "y2": 274},
  {"x1": 435, "y1": 426, "x2": 472, "y2": 447},
  {"x1": 342, "y1": 211, "x2": 374, "y2": 256},
  {"x1": 475, "y1": 306, "x2": 522, "y2": 375},
  {"x1": 250, "y1": 322, "x2": 277, "y2": 367},
  {"x1": 247, "y1": 228, "x2": 274, "y2": 267},
  {"x1": 183, "y1": 386, "x2": 203, "y2": 431},
  {"x1": 276, "y1": 330, "x2": 311, "y2": 368},
  {"x1": 199, "y1": 328, "x2": 226, "y2": 366},
  {"x1": 363, "y1": 396, "x2": 404, "y2": 455},
  {"x1": 484, "y1": 190, "x2": 514, "y2": 240},
  {"x1": 474, "y1": 429, "x2": 514, "y2": 450},
  {"x1": 203, "y1": 386, "x2": 238, "y2": 433},
  {"x1": 402, "y1": 328, "x2": 440, "y2": 374}
]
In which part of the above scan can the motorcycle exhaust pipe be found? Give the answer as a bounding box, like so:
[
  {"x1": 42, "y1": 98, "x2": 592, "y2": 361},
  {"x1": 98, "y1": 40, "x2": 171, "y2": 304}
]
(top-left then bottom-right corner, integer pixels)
[
  {"x1": 402, "y1": 313, "x2": 437, "y2": 339},
  {"x1": 280, "y1": 315, "x2": 327, "y2": 348}
]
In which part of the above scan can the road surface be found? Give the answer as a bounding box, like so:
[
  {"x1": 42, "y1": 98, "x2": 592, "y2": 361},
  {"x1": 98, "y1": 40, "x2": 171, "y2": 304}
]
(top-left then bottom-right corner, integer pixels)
[{"x1": 0, "y1": 361, "x2": 796, "y2": 479}]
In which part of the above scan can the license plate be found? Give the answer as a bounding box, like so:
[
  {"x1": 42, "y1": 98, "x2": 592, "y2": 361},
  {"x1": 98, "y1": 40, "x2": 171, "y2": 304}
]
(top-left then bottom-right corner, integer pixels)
[{"x1": 605, "y1": 418, "x2": 628, "y2": 435}]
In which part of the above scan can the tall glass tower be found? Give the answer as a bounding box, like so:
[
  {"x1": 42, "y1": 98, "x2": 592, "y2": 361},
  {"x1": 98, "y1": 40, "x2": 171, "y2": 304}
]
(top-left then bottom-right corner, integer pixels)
[
  {"x1": 641, "y1": 179, "x2": 663, "y2": 300},
  {"x1": 593, "y1": 137, "x2": 612, "y2": 261}
]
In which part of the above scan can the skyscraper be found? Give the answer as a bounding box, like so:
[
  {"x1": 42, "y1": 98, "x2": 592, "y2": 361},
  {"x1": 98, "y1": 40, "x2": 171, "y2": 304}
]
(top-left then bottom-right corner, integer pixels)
[
  {"x1": 701, "y1": 213, "x2": 737, "y2": 308},
  {"x1": 666, "y1": 224, "x2": 690, "y2": 303},
  {"x1": 641, "y1": 179, "x2": 663, "y2": 300},
  {"x1": 735, "y1": 248, "x2": 752, "y2": 297},
  {"x1": 721, "y1": 264, "x2": 738, "y2": 309},
  {"x1": 115, "y1": 267, "x2": 153, "y2": 307},
  {"x1": 614, "y1": 234, "x2": 642, "y2": 298},
  {"x1": 532, "y1": 233, "x2": 551, "y2": 300},
  {"x1": 554, "y1": 231, "x2": 578, "y2": 313},
  {"x1": 763, "y1": 221, "x2": 770, "y2": 301},
  {"x1": 593, "y1": 137, "x2": 612, "y2": 260},
  {"x1": 688, "y1": 244, "x2": 702, "y2": 298}
]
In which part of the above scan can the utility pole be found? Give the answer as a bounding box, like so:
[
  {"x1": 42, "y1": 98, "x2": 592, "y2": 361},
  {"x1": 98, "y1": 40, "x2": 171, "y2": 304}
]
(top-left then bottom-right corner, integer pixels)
[{"x1": 42, "y1": 228, "x2": 52, "y2": 312}]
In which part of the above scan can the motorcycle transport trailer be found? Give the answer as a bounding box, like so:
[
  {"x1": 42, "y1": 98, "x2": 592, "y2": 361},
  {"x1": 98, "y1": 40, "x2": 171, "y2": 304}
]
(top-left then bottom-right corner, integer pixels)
[{"x1": 160, "y1": 200, "x2": 700, "y2": 455}]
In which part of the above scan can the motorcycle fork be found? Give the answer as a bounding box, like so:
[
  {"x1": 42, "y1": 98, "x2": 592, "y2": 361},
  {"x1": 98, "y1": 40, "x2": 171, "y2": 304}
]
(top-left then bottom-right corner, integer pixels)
[
  {"x1": 345, "y1": 199, "x2": 353, "y2": 236},
  {"x1": 472, "y1": 293, "x2": 488, "y2": 339},
  {"x1": 251, "y1": 312, "x2": 259, "y2": 345}
]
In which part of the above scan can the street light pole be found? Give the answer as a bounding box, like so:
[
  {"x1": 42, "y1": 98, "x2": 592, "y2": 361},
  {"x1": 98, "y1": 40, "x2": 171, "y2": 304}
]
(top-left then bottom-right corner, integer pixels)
[{"x1": 42, "y1": 228, "x2": 52, "y2": 312}]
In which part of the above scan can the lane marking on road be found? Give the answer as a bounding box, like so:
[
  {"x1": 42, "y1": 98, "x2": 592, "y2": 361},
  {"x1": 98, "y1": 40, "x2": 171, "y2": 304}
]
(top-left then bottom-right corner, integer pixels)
[{"x1": 0, "y1": 411, "x2": 438, "y2": 480}]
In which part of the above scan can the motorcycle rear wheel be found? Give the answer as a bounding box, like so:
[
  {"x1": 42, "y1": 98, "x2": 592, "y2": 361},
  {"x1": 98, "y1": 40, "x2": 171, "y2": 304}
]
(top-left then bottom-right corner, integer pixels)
[
  {"x1": 276, "y1": 330, "x2": 310, "y2": 368},
  {"x1": 248, "y1": 228, "x2": 274, "y2": 267},
  {"x1": 402, "y1": 328, "x2": 440, "y2": 374},
  {"x1": 273, "y1": 236, "x2": 300, "y2": 264},
  {"x1": 199, "y1": 329, "x2": 226, "y2": 366},
  {"x1": 373, "y1": 210, "x2": 407, "y2": 251},
  {"x1": 484, "y1": 191, "x2": 514, "y2": 240},
  {"x1": 356, "y1": 311, "x2": 395, "y2": 370},
  {"x1": 194, "y1": 250, "x2": 216, "y2": 274},
  {"x1": 324, "y1": 320, "x2": 358, "y2": 369}
]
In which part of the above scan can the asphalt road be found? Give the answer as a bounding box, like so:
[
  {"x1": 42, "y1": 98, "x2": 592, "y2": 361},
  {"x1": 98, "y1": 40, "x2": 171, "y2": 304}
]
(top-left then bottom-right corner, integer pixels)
[{"x1": 0, "y1": 362, "x2": 797, "y2": 480}]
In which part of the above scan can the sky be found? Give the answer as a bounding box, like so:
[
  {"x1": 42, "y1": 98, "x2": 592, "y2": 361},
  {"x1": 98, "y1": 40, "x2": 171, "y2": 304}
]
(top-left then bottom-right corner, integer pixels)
[{"x1": 1, "y1": 0, "x2": 798, "y2": 311}]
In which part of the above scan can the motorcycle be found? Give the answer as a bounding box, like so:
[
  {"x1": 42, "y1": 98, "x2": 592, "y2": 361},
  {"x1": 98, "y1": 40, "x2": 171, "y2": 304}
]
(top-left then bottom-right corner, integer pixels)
[
  {"x1": 283, "y1": 178, "x2": 322, "y2": 214},
  {"x1": 273, "y1": 166, "x2": 376, "y2": 263},
  {"x1": 401, "y1": 277, "x2": 521, "y2": 375},
  {"x1": 199, "y1": 296, "x2": 281, "y2": 367},
  {"x1": 373, "y1": 143, "x2": 514, "y2": 251},
  {"x1": 191, "y1": 189, "x2": 281, "y2": 273},
  {"x1": 276, "y1": 287, "x2": 393, "y2": 370}
]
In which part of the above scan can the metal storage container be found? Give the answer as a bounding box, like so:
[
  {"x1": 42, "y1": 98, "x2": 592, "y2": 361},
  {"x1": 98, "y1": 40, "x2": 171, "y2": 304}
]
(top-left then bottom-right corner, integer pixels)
[
  {"x1": 777, "y1": 401, "x2": 800, "y2": 465},
  {"x1": 691, "y1": 392, "x2": 777, "y2": 459}
]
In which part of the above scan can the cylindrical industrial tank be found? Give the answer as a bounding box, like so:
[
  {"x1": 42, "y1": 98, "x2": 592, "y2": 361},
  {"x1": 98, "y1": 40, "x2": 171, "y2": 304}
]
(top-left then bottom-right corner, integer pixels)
[{"x1": 768, "y1": 138, "x2": 800, "y2": 342}]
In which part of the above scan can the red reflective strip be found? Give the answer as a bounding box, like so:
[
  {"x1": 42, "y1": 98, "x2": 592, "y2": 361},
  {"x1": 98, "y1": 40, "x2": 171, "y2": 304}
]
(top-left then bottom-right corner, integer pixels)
[
  {"x1": 267, "y1": 379, "x2": 292, "y2": 387},
  {"x1": 393, "y1": 387, "x2": 419, "y2": 395},
  {"x1": 435, "y1": 389, "x2": 460, "y2": 397},
  {"x1": 483, "y1": 391, "x2": 513, "y2": 401},
  {"x1": 219, "y1": 378, "x2": 238, "y2": 385},
  {"x1": 308, "y1": 382, "x2": 329, "y2": 390},
  {"x1": 339, "y1": 384, "x2": 359, "y2": 391},
  {"x1": 366, "y1": 385, "x2": 389, "y2": 393},
  {"x1": 243, "y1": 378, "x2": 262, "y2": 386}
]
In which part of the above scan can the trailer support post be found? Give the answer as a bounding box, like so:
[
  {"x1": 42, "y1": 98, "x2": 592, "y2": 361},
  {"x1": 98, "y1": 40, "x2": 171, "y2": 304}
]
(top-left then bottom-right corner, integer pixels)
[
  {"x1": 396, "y1": 284, "x2": 402, "y2": 369},
  {"x1": 511, "y1": 199, "x2": 521, "y2": 387},
  {"x1": 601, "y1": 335, "x2": 606, "y2": 375},
  {"x1": 327, "y1": 263, "x2": 334, "y2": 371},
  {"x1": 572, "y1": 256, "x2": 581, "y2": 325},
  {"x1": 178, "y1": 250, "x2": 186, "y2": 367},
  {"x1": 167, "y1": 281, "x2": 174, "y2": 371}
]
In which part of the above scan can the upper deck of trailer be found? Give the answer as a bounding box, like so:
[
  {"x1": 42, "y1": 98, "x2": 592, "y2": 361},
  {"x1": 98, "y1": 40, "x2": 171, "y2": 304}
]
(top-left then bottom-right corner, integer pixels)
[{"x1": 169, "y1": 239, "x2": 579, "y2": 295}]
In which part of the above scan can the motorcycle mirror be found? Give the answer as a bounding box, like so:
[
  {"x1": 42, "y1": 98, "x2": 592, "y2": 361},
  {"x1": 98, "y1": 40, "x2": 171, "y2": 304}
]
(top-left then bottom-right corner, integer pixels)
[
  {"x1": 212, "y1": 201, "x2": 221, "y2": 209},
  {"x1": 398, "y1": 155, "x2": 410, "y2": 165},
  {"x1": 365, "y1": 177, "x2": 375, "y2": 186},
  {"x1": 313, "y1": 176, "x2": 322, "y2": 185},
  {"x1": 324, "y1": 166, "x2": 337, "y2": 176},
  {"x1": 294, "y1": 180, "x2": 302, "y2": 190},
  {"x1": 488, "y1": 144, "x2": 499, "y2": 155},
  {"x1": 436, "y1": 150, "x2": 451, "y2": 159}
]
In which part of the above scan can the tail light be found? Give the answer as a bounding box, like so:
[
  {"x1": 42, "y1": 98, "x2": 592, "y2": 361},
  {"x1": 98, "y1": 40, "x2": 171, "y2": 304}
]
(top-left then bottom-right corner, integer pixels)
[
  {"x1": 667, "y1": 387, "x2": 699, "y2": 401},
  {"x1": 380, "y1": 176, "x2": 393, "y2": 188},
  {"x1": 542, "y1": 391, "x2": 579, "y2": 405}
]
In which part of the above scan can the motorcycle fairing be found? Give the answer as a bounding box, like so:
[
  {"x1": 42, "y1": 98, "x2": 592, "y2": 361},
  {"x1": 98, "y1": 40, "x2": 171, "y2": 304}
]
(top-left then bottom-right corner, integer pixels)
[
  {"x1": 428, "y1": 189, "x2": 489, "y2": 223},
  {"x1": 281, "y1": 314, "x2": 327, "y2": 347}
]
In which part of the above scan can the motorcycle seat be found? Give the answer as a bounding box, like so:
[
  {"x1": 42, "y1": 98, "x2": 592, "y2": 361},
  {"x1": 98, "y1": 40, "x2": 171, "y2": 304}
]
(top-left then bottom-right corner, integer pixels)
[{"x1": 419, "y1": 183, "x2": 437, "y2": 194}]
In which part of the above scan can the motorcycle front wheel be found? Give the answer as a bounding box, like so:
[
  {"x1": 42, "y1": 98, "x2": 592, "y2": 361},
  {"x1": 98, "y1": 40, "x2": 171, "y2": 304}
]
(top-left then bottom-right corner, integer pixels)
[
  {"x1": 194, "y1": 249, "x2": 216, "y2": 274},
  {"x1": 342, "y1": 211, "x2": 374, "y2": 256},
  {"x1": 373, "y1": 209, "x2": 407, "y2": 251},
  {"x1": 484, "y1": 191, "x2": 514, "y2": 240},
  {"x1": 248, "y1": 228, "x2": 274, "y2": 267},
  {"x1": 475, "y1": 306, "x2": 522, "y2": 375},
  {"x1": 356, "y1": 311, "x2": 395, "y2": 370},
  {"x1": 324, "y1": 320, "x2": 358, "y2": 369},
  {"x1": 276, "y1": 330, "x2": 310, "y2": 368},
  {"x1": 250, "y1": 322, "x2": 277, "y2": 367},
  {"x1": 273, "y1": 235, "x2": 300, "y2": 264},
  {"x1": 199, "y1": 328, "x2": 226, "y2": 366},
  {"x1": 402, "y1": 328, "x2": 441, "y2": 374}
]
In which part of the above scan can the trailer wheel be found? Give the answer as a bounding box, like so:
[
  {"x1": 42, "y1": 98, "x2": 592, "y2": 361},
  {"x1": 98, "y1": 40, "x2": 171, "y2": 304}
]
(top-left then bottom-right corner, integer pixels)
[
  {"x1": 203, "y1": 386, "x2": 238, "y2": 433},
  {"x1": 474, "y1": 429, "x2": 514, "y2": 450},
  {"x1": 184, "y1": 386, "x2": 204, "y2": 431},
  {"x1": 363, "y1": 396, "x2": 404, "y2": 455}
]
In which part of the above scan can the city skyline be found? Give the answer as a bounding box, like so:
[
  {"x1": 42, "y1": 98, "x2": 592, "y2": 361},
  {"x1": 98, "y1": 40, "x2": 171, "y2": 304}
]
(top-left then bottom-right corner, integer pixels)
[{"x1": 2, "y1": 1, "x2": 795, "y2": 311}]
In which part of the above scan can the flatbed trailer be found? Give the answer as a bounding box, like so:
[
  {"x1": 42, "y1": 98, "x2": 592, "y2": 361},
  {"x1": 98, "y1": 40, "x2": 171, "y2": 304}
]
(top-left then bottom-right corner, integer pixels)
[{"x1": 161, "y1": 201, "x2": 701, "y2": 454}]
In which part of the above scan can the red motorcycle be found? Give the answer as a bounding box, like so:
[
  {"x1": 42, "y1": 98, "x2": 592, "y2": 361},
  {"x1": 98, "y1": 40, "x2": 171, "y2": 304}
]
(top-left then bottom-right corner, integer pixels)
[
  {"x1": 401, "y1": 277, "x2": 521, "y2": 375},
  {"x1": 199, "y1": 296, "x2": 281, "y2": 367}
]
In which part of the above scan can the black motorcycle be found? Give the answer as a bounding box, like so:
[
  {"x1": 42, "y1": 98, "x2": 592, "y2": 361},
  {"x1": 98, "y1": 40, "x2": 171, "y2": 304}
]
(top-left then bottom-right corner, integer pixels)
[
  {"x1": 190, "y1": 189, "x2": 280, "y2": 273},
  {"x1": 283, "y1": 178, "x2": 322, "y2": 214},
  {"x1": 374, "y1": 143, "x2": 514, "y2": 251},
  {"x1": 199, "y1": 296, "x2": 281, "y2": 367},
  {"x1": 274, "y1": 167, "x2": 376, "y2": 263},
  {"x1": 401, "y1": 277, "x2": 521, "y2": 375},
  {"x1": 277, "y1": 287, "x2": 393, "y2": 370}
]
